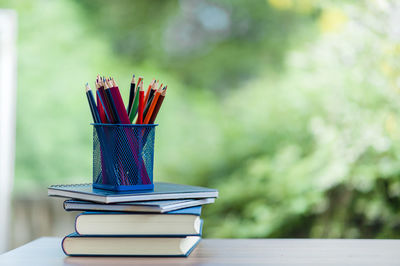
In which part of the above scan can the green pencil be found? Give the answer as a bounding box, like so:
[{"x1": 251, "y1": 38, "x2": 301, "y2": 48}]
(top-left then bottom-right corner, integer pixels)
[{"x1": 129, "y1": 77, "x2": 143, "y2": 123}]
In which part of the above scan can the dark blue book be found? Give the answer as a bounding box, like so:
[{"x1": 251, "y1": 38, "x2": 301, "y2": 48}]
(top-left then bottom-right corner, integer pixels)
[
  {"x1": 62, "y1": 224, "x2": 203, "y2": 257},
  {"x1": 74, "y1": 207, "x2": 203, "y2": 236},
  {"x1": 48, "y1": 182, "x2": 218, "y2": 204},
  {"x1": 63, "y1": 198, "x2": 215, "y2": 213}
]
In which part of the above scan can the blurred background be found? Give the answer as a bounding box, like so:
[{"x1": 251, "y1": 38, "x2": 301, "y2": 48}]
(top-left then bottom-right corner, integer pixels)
[{"x1": 1, "y1": 0, "x2": 400, "y2": 252}]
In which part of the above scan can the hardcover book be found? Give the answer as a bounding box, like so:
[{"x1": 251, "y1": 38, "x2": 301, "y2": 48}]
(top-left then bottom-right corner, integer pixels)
[
  {"x1": 75, "y1": 207, "x2": 203, "y2": 236},
  {"x1": 62, "y1": 233, "x2": 201, "y2": 257}
]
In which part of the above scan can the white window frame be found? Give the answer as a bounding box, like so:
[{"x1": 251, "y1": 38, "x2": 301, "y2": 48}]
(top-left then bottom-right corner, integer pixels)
[{"x1": 0, "y1": 9, "x2": 17, "y2": 253}]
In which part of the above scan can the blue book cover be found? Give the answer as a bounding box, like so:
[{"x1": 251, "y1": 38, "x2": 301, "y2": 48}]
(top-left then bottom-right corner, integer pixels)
[
  {"x1": 166, "y1": 206, "x2": 202, "y2": 215},
  {"x1": 48, "y1": 182, "x2": 218, "y2": 203}
]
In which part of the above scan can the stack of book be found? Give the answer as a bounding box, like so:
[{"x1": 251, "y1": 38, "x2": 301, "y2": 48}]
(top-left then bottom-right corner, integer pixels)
[{"x1": 48, "y1": 182, "x2": 218, "y2": 257}]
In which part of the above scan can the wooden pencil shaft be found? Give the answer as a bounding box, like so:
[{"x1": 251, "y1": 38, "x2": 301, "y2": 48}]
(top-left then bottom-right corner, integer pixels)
[
  {"x1": 96, "y1": 91, "x2": 108, "y2": 123},
  {"x1": 129, "y1": 78, "x2": 143, "y2": 122},
  {"x1": 110, "y1": 86, "x2": 130, "y2": 124},
  {"x1": 144, "y1": 91, "x2": 161, "y2": 124},
  {"x1": 136, "y1": 90, "x2": 144, "y2": 124},
  {"x1": 143, "y1": 79, "x2": 155, "y2": 106},
  {"x1": 97, "y1": 90, "x2": 110, "y2": 122},
  {"x1": 127, "y1": 82, "x2": 135, "y2": 114},
  {"x1": 86, "y1": 90, "x2": 101, "y2": 123},
  {"x1": 98, "y1": 86, "x2": 114, "y2": 123},
  {"x1": 149, "y1": 95, "x2": 165, "y2": 124},
  {"x1": 143, "y1": 83, "x2": 162, "y2": 117},
  {"x1": 86, "y1": 94, "x2": 97, "y2": 123},
  {"x1": 143, "y1": 93, "x2": 154, "y2": 119},
  {"x1": 147, "y1": 89, "x2": 156, "y2": 105},
  {"x1": 105, "y1": 88, "x2": 120, "y2": 123}
]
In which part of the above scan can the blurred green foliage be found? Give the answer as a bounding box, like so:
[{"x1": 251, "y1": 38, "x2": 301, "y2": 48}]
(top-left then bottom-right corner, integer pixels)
[{"x1": 2, "y1": 0, "x2": 400, "y2": 238}]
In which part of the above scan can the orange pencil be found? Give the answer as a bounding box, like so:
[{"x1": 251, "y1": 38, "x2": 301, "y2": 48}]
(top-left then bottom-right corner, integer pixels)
[
  {"x1": 143, "y1": 84, "x2": 163, "y2": 124},
  {"x1": 143, "y1": 81, "x2": 161, "y2": 118}
]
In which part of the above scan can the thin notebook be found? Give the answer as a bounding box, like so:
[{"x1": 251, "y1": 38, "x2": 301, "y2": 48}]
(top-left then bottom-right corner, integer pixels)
[
  {"x1": 64, "y1": 198, "x2": 215, "y2": 213},
  {"x1": 48, "y1": 182, "x2": 218, "y2": 204}
]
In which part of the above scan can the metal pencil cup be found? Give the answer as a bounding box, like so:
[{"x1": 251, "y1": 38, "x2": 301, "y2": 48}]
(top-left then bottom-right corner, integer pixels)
[{"x1": 92, "y1": 123, "x2": 157, "y2": 191}]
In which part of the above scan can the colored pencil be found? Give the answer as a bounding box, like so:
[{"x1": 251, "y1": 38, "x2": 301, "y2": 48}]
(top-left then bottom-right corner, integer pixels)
[
  {"x1": 95, "y1": 80, "x2": 108, "y2": 123},
  {"x1": 136, "y1": 80, "x2": 145, "y2": 124},
  {"x1": 143, "y1": 84, "x2": 163, "y2": 124},
  {"x1": 110, "y1": 78, "x2": 131, "y2": 124},
  {"x1": 85, "y1": 83, "x2": 101, "y2": 123},
  {"x1": 96, "y1": 90, "x2": 108, "y2": 123},
  {"x1": 96, "y1": 77, "x2": 111, "y2": 123},
  {"x1": 104, "y1": 78, "x2": 120, "y2": 123},
  {"x1": 85, "y1": 74, "x2": 168, "y2": 125},
  {"x1": 143, "y1": 79, "x2": 155, "y2": 107},
  {"x1": 129, "y1": 76, "x2": 143, "y2": 123},
  {"x1": 149, "y1": 86, "x2": 167, "y2": 124},
  {"x1": 143, "y1": 81, "x2": 159, "y2": 118},
  {"x1": 97, "y1": 76, "x2": 114, "y2": 123},
  {"x1": 127, "y1": 75, "x2": 136, "y2": 114}
]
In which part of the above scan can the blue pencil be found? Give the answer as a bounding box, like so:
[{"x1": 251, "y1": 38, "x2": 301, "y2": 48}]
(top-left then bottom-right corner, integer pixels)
[{"x1": 85, "y1": 83, "x2": 101, "y2": 123}]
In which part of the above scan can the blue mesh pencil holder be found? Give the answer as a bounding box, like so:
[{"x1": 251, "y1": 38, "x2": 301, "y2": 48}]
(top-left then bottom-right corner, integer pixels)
[{"x1": 92, "y1": 123, "x2": 157, "y2": 191}]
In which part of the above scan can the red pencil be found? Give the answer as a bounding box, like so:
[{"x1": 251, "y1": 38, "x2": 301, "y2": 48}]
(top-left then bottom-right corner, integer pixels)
[
  {"x1": 110, "y1": 78, "x2": 130, "y2": 124},
  {"x1": 136, "y1": 80, "x2": 144, "y2": 124}
]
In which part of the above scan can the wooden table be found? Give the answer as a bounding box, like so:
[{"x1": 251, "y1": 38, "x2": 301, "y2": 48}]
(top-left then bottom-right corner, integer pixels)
[{"x1": 1, "y1": 237, "x2": 400, "y2": 265}]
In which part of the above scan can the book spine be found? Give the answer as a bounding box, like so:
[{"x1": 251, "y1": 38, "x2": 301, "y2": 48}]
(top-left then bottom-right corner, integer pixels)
[
  {"x1": 74, "y1": 212, "x2": 84, "y2": 235},
  {"x1": 61, "y1": 235, "x2": 69, "y2": 256}
]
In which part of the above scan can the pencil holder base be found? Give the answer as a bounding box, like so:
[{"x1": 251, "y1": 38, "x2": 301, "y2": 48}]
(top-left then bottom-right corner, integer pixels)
[{"x1": 93, "y1": 183, "x2": 154, "y2": 192}]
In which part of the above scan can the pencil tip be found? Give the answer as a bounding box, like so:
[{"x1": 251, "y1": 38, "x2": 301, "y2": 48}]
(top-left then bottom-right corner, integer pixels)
[{"x1": 85, "y1": 83, "x2": 91, "y2": 92}]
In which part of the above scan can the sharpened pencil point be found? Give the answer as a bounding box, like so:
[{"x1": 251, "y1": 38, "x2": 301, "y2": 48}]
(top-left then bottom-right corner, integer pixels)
[
  {"x1": 162, "y1": 86, "x2": 167, "y2": 96},
  {"x1": 111, "y1": 77, "x2": 117, "y2": 87},
  {"x1": 85, "y1": 83, "x2": 91, "y2": 92}
]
